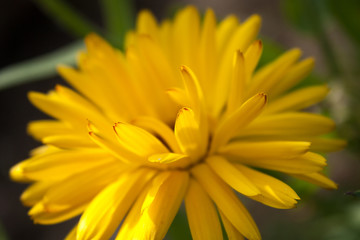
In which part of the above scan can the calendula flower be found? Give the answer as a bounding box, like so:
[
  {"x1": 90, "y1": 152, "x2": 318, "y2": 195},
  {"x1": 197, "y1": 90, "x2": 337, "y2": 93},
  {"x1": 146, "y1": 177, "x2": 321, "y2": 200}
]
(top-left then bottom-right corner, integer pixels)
[{"x1": 10, "y1": 6, "x2": 345, "y2": 240}]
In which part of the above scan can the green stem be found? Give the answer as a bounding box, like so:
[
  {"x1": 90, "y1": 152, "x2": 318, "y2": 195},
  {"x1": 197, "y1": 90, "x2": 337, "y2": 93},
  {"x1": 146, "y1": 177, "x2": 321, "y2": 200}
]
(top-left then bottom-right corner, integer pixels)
[
  {"x1": 0, "y1": 41, "x2": 83, "y2": 90},
  {"x1": 34, "y1": 0, "x2": 100, "y2": 37},
  {"x1": 101, "y1": 0, "x2": 135, "y2": 49}
]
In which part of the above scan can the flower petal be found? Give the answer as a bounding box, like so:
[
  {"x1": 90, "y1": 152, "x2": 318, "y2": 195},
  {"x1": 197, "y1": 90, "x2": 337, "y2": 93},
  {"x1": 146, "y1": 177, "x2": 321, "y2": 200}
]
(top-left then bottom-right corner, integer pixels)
[
  {"x1": 166, "y1": 87, "x2": 191, "y2": 107},
  {"x1": 216, "y1": 15, "x2": 239, "y2": 55},
  {"x1": 180, "y1": 65, "x2": 206, "y2": 115},
  {"x1": 263, "y1": 85, "x2": 329, "y2": 114},
  {"x1": 136, "y1": 10, "x2": 160, "y2": 40},
  {"x1": 42, "y1": 134, "x2": 96, "y2": 148},
  {"x1": 191, "y1": 164, "x2": 260, "y2": 240},
  {"x1": 27, "y1": 120, "x2": 78, "y2": 141},
  {"x1": 185, "y1": 178, "x2": 223, "y2": 240},
  {"x1": 291, "y1": 172, "x2": 338, "y2": 189},
  {"x1": 219, "y1": 210, "x2": 245, "y2": 240},
  {"x1": 211, "y1": 93, "x2": 267, "y2": 153},
  {"x1": 308, "y1": 137, "x2": 347, "y2": 153},
  {"x1": 227, "y1": 50, "x2": 246, "y2": 114},
  {"x1": 77, "y1": 168, "x2": 157, "y2": 240},
  {"x1": 125, "y1": 45, "x2": 177, "y2": 122},
  {"x1": 117, "y1": 171, "x2": 189, "y2": 240},
  {"x1": 236, "y1": 164, "x2": 300, "y2": 209},
  {"x1": 214, "y1": 14, "x2": 261, "y2": 116},
  {"x1": 28, "y1": 90, "x2": 111, "y2": 133},
  {"x1": 28, "y1": 201, "x2": 85, "y2": 225},
  {"x1": 244, "y1": 40, "x2": 263, "y2": 80},
  {"x1": 21, "y1": 181, "x2": 55, "y2": 206},
  {"x1": 246, "y1": 48, "x2": 301, "y2": 98},
  {"x1": 206, "y1": 155, "x2": 260, "y2": 196},
  {"x1": 65, "y1": 225, "x2": 77, "y2": 240},
  {"x1": 133, "y1": 116, "x2": 181, "y2": 153},
  {"x1": 171, "y1": 6, "x2": 200, "y2": 69},
  {"x1": 175, "y1": 107, "x2": 206, "y2": 160},
  {"x1": 40, "y1": 161, "x2": 125, "y2": 209},
  {"x1": 88, "y1": 131, "x2": 142, "y2": 164},
  {"x1": 198, "y1": 9, "x2": 217, "y2": 104},
  {"x1": 113, "y1": 122, "x2": 169, "y2": 157},
  {"x1": 180, "y1": 66, "x2": 209, "y2": 146},
  {"x1": 148, "y1": 152, "x2": 189, "y2": 164},
  {"x1": 229, "y1": 152, "x2": 326, "y2": 174},
  {"x1": 219, "y1": 141, "x2": 310, "y2": 160},
  {"x1": 238, "y1": 112, "x2": 335, "y2": 137},
  {"x1": 271, "y1": 57, "x2": 315, "y2": 97},
  {"x1": 14, "y1": 149, "x2": 117, "y2": 181},
  {"x1": 28, "y1": 161, "x2": 126, "y2": 224}
]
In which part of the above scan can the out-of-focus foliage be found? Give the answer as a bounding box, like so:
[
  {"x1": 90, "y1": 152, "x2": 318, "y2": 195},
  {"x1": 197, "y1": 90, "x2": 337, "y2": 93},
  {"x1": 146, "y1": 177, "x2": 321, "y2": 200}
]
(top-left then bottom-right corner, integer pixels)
[
  {"x1": 260, "y1": 37, "x2": 324, "y2": 89},
  {"x1": 0, "y1": 221, "x2": 9, "y2": 240},
  {"x1": 102, "y1": 0, "x2": 135, "y2": 49},
  {"x1": 281, "y1": 0, "x2": 341, "y2": 75},
  {"x1": 282, "y1": 0, "x2": 360, "y2": 153},
  {"x1": 327, "y1": 0, "x2": 360, "y2": 47},
  {"x1": 0, "y1": 41, "x2": 83, "y2": 89},
  {"x1": 277, "y1": 1, "x2": 360, "y2": 239},
  {"x1": 346, "y1": 190, "x2": 360, "y2": 198},
  {"x1": 0, "y1": 0, "x2": 134, "y2": 90},
  {"x1": 167, "y1": 207, "x2": 192, "y2": 240},
  {"x1": 34, "y1": 0, "x2": 100, "y2": 37}
]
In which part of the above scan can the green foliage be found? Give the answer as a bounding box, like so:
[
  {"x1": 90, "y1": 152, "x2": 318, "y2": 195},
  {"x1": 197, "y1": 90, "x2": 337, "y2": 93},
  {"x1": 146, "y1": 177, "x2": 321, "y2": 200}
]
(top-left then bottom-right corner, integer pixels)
[
  {"x1": 346, "y1": 190, "x2": 360, "y2": 198},
  {"x1": 34, "y1": 0, "x2": 100, "y2": 37},
  {"x1": 0, "y1": 221, "x2": 9, "y2": 240},
  {"x1": 260, "y1": 37, "x2": 324, "y2": 90},
  {"x1": 101, "y1": 0, "x2": 135, "y2": 49},
  {"x1": 167, "y1": 207, "x2": 192, "y2": 240},
  {"x1": 0, "y1": 41, "x2": 83, "y2": 89},
  {"x1": 258, "y1": 37, "x2": 284, "y2": 68},
  {"x1": 327, "y1": 0, "x2": 360, "y2": 46},
  {"x1": 281, "y1": 0, "x2": 320, "y2": 33},
  {"x1": 0, "y1": 0, "x2": 135, "y2": 90},
  {"x1": 281, "y1": 0, "x2": 341, "y2": 76}
]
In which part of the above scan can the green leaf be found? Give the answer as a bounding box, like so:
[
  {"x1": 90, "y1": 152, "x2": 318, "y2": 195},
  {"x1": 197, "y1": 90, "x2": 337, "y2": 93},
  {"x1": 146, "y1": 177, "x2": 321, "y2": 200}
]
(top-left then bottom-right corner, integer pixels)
[
  {"x1": 0, "y1": 41, "x2": 84, "y2": 90},
  {"x1": 101, "y1": 0, "x2": 135, "y2": 49},
  {"x1": 34, "y1": 0, "x2": 100, "y2": 37}
]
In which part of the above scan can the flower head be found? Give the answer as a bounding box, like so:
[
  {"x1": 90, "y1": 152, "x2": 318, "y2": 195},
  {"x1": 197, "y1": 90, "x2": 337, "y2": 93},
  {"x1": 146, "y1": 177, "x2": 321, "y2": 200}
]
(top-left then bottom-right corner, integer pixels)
[{"x1": 10, "y1": 6, "x2": 345, "y2": 240}]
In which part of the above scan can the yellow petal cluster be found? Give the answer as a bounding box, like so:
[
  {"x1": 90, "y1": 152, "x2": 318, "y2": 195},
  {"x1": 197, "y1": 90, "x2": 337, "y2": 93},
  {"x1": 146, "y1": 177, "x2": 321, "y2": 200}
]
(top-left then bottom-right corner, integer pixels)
[{"x1": 10, "y1": 6, "x2": 345, "y2": 240}]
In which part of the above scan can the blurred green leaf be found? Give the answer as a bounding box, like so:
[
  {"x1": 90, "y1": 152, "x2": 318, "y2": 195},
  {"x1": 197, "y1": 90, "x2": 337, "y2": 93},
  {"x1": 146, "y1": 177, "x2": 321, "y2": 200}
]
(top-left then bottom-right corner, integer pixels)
[
  {"x1": 288, "y1": 177, "x2": 318, "y2": 199},
  {"x1": 327, "y1": 0, "x2": 360, "y2": 46},
  {"x1": 0, "y1": 41, "x2": 83, "y2": 90},
  {"x1": 258, "y1": 37, "x2": 285, "y2": 68},
  {"x1": 101, "y1": 0, "x2": 135, "y2": 49},
  {"x1": 346, "y1": 190, "x2": 360, "y2": 198},
  {"x1": 34, "y1": 0, "x2": 99, "y2": 37},
  {"x1": 281, "y1": 0, "x2": 318, "y2": 33},
  {"x1": 0, "y1": 221, "x2": 9, "y2": 240},
  {"x1": 280, "y1": 0, "x2": 341, "y2": 76},
  {"x1": 167, "y1": 207, "x2": 191, "y2": 240},
  {"x1": 259, "y1": 37, "x2": 324, "y2": 91}
]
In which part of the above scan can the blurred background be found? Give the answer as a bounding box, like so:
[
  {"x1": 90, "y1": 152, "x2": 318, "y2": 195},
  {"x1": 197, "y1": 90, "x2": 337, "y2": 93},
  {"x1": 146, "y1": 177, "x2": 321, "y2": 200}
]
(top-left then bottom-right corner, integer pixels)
[{"x1": 1, "y1": 0, "x2": 359, "y2": 239}]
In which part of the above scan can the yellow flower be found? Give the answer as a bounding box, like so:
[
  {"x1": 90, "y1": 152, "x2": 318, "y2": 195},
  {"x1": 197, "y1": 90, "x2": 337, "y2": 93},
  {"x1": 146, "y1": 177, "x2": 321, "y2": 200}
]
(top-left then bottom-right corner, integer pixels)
[{"x1": 10, "y1": 6, "x2": 345, "y2": 240}]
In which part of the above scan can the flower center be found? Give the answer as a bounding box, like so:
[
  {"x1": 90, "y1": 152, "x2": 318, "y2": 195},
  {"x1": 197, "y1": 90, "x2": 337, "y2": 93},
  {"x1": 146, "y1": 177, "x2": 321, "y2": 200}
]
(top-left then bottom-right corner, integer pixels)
[{"x1": 144, "y1": 130, "x2": 211, "y2": 171}]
